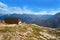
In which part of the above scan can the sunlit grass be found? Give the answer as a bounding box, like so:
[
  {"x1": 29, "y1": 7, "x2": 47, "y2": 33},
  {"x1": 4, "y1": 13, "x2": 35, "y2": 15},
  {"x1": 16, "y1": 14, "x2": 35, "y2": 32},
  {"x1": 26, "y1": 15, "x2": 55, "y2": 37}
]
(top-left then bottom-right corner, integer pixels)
[{"x1": 0, "y1": 23, "x2": 59, "y2": 40}]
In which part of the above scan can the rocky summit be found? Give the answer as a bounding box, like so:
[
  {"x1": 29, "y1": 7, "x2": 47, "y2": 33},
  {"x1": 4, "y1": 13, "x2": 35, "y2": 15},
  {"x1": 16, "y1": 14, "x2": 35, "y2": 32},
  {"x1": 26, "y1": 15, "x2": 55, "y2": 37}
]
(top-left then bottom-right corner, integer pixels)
[{"x1": 0, "y1": 23, "x2": 60, "y2": 40}]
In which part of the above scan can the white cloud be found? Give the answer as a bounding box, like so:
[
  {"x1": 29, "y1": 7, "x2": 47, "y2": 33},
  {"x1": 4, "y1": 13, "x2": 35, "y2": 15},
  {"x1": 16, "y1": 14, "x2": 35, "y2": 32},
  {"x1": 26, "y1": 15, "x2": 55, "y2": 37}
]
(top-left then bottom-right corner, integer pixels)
[
  {"x1": 0, "y1": 2, "x2": 7, "y2": 8},
  {"x1": 0, "y1": 2, "x2": 8, "y2": 11},
  {"x1": 0, "y1": 2, "x2": 11, "y2": 14},
  {"x1": 0, "y1": 2, "x2": 60, "y2": 15},
  {"x1": 9, "y1": 7, "x2": 23, "y2": 14}
]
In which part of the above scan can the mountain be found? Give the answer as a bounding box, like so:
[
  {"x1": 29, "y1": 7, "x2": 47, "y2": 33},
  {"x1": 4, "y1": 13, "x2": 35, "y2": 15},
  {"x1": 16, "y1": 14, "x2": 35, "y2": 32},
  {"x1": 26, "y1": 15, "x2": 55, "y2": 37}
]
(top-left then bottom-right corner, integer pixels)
[
  {"x1": 0, "y1": 23, "x2": 59, "y2": 40},
  {"x1": 1, "y1": 12, "x2": 60, "y2": 28},
  {"x1": 42, "y1": 12, "x2": 60, "y2": 28},
  {"x1": 0, "y1": 13, "x2": 52, "y2": 24}
]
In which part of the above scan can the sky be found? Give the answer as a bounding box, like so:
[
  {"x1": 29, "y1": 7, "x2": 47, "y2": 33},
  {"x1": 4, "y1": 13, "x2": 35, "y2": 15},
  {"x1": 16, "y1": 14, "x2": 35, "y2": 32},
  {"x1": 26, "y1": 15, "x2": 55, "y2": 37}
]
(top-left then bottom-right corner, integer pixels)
[{"x1": 0, "y1": 0, "x2": 60, "y2": 15}]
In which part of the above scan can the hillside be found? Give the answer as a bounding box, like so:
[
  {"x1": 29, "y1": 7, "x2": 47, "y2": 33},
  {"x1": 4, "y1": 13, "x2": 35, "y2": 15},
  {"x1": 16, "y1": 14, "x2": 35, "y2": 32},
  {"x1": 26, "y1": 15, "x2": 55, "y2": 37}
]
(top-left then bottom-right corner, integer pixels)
[
  {"x1": 42, "y1": 12, "x2": 60, "y2": 28},
  {"x1": 0, "y1": 23, "x2": 60, "y2": 40}
]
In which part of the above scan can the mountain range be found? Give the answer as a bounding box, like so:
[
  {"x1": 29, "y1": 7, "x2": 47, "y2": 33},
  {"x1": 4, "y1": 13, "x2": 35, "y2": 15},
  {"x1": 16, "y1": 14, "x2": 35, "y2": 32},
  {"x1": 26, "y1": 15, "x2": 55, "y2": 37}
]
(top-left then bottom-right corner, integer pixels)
[
  {"x1": 0, "y1": 13, "x2": 52, "y2": 23},
  {"x1": 42, "y1": 12, "x2": 60, "y2": 28},
  {"x1": 0, "y1": 12, "x2": 60, "y2": 28}
]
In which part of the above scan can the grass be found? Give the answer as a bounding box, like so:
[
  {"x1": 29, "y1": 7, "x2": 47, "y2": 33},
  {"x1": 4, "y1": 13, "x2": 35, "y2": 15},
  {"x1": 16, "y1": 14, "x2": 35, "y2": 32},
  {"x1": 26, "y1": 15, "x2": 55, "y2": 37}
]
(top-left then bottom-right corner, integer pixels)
[
  {"x1": 0, "y1": 26, "x2": 17, "y2": 32},
  {"x1": 0, "y1": 23, "x2": 59, "y2": 40}
]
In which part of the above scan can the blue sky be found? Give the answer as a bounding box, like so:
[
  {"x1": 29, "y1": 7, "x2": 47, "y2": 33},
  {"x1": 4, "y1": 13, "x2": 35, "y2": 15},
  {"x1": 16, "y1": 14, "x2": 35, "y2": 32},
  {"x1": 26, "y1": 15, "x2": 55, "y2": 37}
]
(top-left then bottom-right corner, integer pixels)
[{"x1": 0, "y1": 0, "x2": 60, "y2": 15}]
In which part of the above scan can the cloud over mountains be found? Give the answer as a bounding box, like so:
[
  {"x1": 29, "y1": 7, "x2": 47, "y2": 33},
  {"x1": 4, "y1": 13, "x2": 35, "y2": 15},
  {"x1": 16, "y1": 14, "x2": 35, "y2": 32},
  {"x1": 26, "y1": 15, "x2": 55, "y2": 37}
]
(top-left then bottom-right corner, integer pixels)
[{"x1": 0, "y1": 2, "x2": 60, "y2": 15}]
